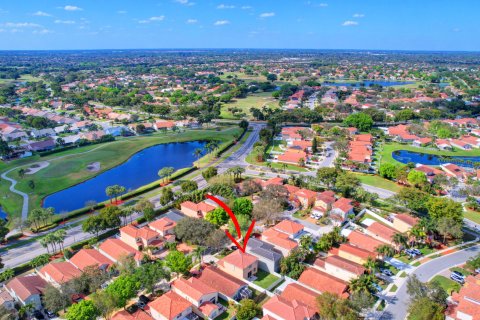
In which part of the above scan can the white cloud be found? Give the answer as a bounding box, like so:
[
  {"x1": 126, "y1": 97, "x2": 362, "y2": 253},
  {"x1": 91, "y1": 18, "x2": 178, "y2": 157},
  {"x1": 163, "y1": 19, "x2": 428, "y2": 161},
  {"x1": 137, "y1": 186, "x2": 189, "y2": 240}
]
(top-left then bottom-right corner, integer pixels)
[
  {"x1": 259, "y1": 12, "x2": 275, "y2": 18},
  {"x1": 138, "y1": 16, "x2": 165, "y2": 24},
  {"x1": 2, "y1": 22, "x2": 42, "y2": 28},
  {"x1": 186, "y1": 19, "x2": 198, "y2": 24},
  {"x1": 175, "y1": 0, "x2": 195, "y2": 6},
  {"x1": 217, "y1": 4, "x2": 235, "y2": 9},
  {"x1": 33, "y1": 29, "x2": 52, "y2": 35},
  {"x1": 307, "y1": 2, "x2": 328, "y2": 7},
  {"x1": 117, "y1": 10, "x2": 127, "y2": 14},
  {"x1": 318, "y1": 3, "x2": 328, "y2": 7},
  {"x1": 342, "y1": 20, "x2": 358, "y2": 26},
  {"x1": 353, "y1": 13, "x2": 365, "y2": 18},
  {"x1": 54, "y1": 20, "x2": 75, "y2": 24},
  {"x1": 241, "y1": 5, "x2": 252, "y2": 9},
  {"x1": 214, "y1": 20, "x2": 230, "y2": 26},
  {"x1": 33, "y1": 11, "x2": 51, "y2": 17},
  {"x1": 64, "y1": 5, "x2": 82, "y2": 11}
]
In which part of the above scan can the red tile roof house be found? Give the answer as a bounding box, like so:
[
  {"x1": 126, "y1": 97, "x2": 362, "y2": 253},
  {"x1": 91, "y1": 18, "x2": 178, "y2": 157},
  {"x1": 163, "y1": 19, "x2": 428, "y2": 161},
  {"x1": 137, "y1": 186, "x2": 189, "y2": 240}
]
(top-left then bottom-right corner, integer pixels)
[
  {"x1": 218, "y1": 250, "x2": 259, "y2": 280},
  {"x1": 440, "y1": 163, "x2": 471, "y2": 181},
  {"x1": 435, "y1": 139, "x2": 453, "y2": 150},
  {"x1": 153, "y1": 120, "x2": 176, "y2": 131},
  {"x1": 298, "y1": 267, "x2": 349, "y2": 298},
  {"x1": 331, "y1": 243, "x2": 376, "y2": 265},
  {"x1": 413, "y1": 164, "x2": 446, "y2": 183},
  {"x1": 257, "y1": 177, "x2": 285, "y2": 190},
  {"x1": 461, "y1": 135, "x2": 480, "y2": 148},
  {"x1": 5, "y1": 275, "x2": 48, "y2": 310},
  {"x1": 313, "y1": 255, "x2": 366, "y2": 281},
  {"x1": 197, "y1": 266, "x2": 250, "y2": 301},
  {"x1": 261, "y1": 227, "x2": 299, "y2": 257},
  {"x1": 392, "y1": 213, "x2": 419, "y2": 233},
  {"x1": 412, "y1": 137, "x2": 433, "y2": 147},
  {"x1": 279, "y1": 283, "x2": 319, "y2": 313},
  {"x1": 98, "y1": 238, "x2": 143, "y2": 266},
  {"x1": 347, "y1": 230, "x2": 385, "y2": 253},
  {"x1": 120, "y1": 224, "x2": 164, "y2": 252},
  {"x1": 294, "y1": 188, "x2": 318, "y2": 208},
  {"x1": 365, "y1": 222, "x2": 398, "y2": 245},
  {"x1": 112, "y1": 309, "x2": 153, "y2": 320},
  {"x1": 311, "y1": 191, "x2": 336, "y2": 217},
  {"x1": 148, "y1": 217, "x2": 176, "y2": 237},
  {"x1": 447, "y1": 274, "x2": 480, "y2": 320},
  {"x1": 272, "y1": 220, "x2": 305, "y2": 239},
  {"x1": 449, "y1": 139, "x2": 473, "y2": 150},
  {"x1": 277, "y1": 150, "x2": 308, "y2": 166},
  {"x1": 180, "y1": 201, "x2": 217, "y2": 219},
  {"x1": 262, "y1": 295, "x2": 317, "y2": 320},
  {"x1": 69, "y1": 248, "x2": 113, "y2": 271},
  {"x1": 149, "y1": 291, "x2": 194, "y2": 320},
  {"x1": 38, "y1": 261, "x2": 82, "y2": 287},
  {"x1": 330, "y1": 198, "x2": 354, "y2": 223},
  {"x1": 172, "y1": 278, "x2": 223, "y2": 319}
]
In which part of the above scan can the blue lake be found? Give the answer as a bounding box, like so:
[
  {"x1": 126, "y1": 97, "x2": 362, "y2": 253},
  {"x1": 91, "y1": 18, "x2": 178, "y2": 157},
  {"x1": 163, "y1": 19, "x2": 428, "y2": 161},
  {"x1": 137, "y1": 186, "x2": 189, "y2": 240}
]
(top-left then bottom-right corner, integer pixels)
[
  {"x1": 43, "y1": 141, "x2": 206, "y2": 213},
  {"x1": 392, "y1": 150, "x2": 480, "y2": 167},
  {"x1": 322, "y1": 80, "x2": 414, "y2": 87}
]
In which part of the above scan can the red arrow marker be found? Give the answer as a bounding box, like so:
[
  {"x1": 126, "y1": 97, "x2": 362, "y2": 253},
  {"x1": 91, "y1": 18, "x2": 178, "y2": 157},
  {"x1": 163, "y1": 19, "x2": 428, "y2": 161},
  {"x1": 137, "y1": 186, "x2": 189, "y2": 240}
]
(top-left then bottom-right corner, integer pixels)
[{"x1": 205, "y1": 194, "x2": 256, "y2": 253}]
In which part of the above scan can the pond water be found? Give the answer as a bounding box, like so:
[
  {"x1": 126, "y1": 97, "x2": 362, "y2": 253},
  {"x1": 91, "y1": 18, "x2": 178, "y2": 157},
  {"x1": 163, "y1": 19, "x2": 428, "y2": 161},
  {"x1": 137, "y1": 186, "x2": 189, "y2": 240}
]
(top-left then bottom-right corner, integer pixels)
[
  {"x1": 322, "y1": 80, "x2": 414, "y2": 87},
  {"x1": 43, "y1": 141, "x2": 206, "y2": 213},
  {"x1": 392, "y1": 150, "x2": 480, "y2": 167}
]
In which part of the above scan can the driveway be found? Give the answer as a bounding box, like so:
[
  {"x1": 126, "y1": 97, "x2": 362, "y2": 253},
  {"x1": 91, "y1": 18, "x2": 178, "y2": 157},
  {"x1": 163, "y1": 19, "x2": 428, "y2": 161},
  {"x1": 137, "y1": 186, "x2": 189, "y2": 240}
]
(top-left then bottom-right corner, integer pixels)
[{"x1": 381, "y1": 244, "x2": 480, "y2": 320}]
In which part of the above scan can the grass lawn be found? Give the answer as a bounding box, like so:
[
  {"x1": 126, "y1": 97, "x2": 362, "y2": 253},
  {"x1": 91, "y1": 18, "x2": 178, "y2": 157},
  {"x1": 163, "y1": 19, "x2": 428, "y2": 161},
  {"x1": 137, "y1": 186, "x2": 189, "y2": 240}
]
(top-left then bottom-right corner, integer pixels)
[
  {"x1": 464, "y1": 210, "x2": 480, "y2": 224},
  {"x1": 1, "y1": 127, "x2": 242, "y2": 220},
  {"x1": 379, "y1": 142, "x2": 480, "y2": 166},
  {"x1": 354, "y1": 173, "x2": 404, "y2": 192},
  {"x1": 0, "y1": 74, "x2": 42, "y2": 84},
  {"x1": 220, "y1": 92, "x2": 278, "y2": 119},
  {"x1": 360, "y1": 212, "x2": 385, "y2": 224},
  {"x1": 389, "y1": 284, "x2": 398, "y2": 293},
  {"x1": 430, "y1": 275, "x2": 461, "y2": 294},
  {"x1": 217, "y1": 298, "x2": 236, "y2": 320},
  {"x1": 450, "y1": 267, "x2": 471, "y2": 277},
  {"x1": 253, "y1": 270, "x2": 280, "y2": 290},
  {"x1": 245, "y1": 151, "x2": 308, "y2": 172}
]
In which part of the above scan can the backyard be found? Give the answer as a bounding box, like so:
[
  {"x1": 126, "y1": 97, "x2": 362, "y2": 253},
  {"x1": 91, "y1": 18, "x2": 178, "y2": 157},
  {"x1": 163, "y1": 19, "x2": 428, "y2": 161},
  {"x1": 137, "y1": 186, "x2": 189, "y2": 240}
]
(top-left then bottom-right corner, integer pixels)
[{"x1": 253, "y1": 270, "x2": 280, "y2": 289}]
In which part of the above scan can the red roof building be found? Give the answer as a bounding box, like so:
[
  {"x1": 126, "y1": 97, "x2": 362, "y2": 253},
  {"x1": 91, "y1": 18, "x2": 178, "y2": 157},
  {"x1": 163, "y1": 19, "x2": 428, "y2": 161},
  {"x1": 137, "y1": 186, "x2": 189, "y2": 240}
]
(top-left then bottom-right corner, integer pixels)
[{"x1": 69, "y1": 249, "x2": 113, "y2": 271}]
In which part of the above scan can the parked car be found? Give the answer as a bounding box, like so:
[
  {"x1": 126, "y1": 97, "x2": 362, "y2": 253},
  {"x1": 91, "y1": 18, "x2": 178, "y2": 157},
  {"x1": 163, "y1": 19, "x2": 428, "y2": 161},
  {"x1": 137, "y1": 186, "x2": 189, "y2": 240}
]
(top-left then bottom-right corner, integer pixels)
[
  {"x1": 451, "y1": 270, "x2": 465, "y2": 279},
  {"x1": 32, "y1": 311, "x2": 45, "y2": 320},
  {"x1": 44, "y1": 310, "x2": 56, "y2": 318},
  {"x1": 410, "y1": 248, "x2": 422, "y2": 256},
  {"x1": 450, "y1": 274, "x2": 465, "y2": 284},
  {"x1": 381, "y1": 269, "x2": 394, "y2": 277},
  {"x1": 372, "y1": 283, "x2": 383, "y2": 292}
]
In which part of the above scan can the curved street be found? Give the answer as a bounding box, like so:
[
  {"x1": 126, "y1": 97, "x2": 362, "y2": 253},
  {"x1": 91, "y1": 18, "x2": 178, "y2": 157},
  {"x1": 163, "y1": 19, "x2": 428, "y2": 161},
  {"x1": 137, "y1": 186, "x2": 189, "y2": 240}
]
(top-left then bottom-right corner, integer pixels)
[{"x1": 381, "y1": 244, "x2": 480, "y2": 320}]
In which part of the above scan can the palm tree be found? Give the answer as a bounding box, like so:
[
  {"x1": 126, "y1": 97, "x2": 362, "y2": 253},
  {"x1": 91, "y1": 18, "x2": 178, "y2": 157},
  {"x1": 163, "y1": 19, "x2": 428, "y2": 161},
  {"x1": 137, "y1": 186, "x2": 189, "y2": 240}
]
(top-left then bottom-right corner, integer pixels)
[
  {"x1": 349, "y1": 274, "x2": 375, "y2": 293},
  {"x1": 299, "y1": 235, "x2": 313, "y2": 251},
  {"x1": 39, "y1": 237, "x2": 50, "y2": 254},
  {"x1": 375, "y1": 244, "x2": 396, "y2": 260},
  {"x1": 282, "y1": 163, "x2": 288, "y2": 173},
  {"x1": 392, "y1": 232, "x2": 408, "y2": 252},
  {"x1": 54, "y1": 229, "x2": 67, "y2": 252},
  {"x1": 193, "y1": 246, "x2": 206, "y2": 270},
  {"x1": 363, "y1": 257, "x2": 378, "y2": 274},
  {"x1": 232, "y1": 166, "x2": 245, "y2": 180},
  {"x1": 193, "y1": 148, "x2": 203, "y2": 162}
]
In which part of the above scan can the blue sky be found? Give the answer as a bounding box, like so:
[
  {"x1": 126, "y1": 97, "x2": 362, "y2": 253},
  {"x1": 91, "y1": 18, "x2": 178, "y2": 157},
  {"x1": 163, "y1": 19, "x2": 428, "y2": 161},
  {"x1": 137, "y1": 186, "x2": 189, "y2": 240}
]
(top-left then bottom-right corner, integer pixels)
[{"x1": 0, "y1": 0, "x2": 478, "y2": 51}]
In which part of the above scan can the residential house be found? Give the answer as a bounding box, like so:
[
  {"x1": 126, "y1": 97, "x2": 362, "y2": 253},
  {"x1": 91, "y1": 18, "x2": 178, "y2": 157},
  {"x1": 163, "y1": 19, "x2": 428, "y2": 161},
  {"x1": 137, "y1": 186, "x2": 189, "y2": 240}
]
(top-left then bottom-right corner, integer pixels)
[
  {"x1": 330, "y1": 243, "x2": 376, "y2": 265},
  {"x1": 392, "y1": 214, "x2": 419, "y2": 233},
  {"x1": 218, "y1": 250, "x2": 258, "y2": 280},
  {"x1": 80, "y1": 130, "x2": 106, "y2": 141},
  {"x1": 441, "y1": 163, "x2": 471, "y2": 181},
  {"x1": 298, "y1": 267, "x2": 349, "y2": 298},
  {"x1": 119, "y1": 224, "x2": 164, "y2": 252},
  {"x1": 414, "y1": 164, "x2": 445, "y2": 183},
  {"x1": 294, "y1": 189, "x2": 318, "y2": 208},
  {"x1": 38, "y1": 261, "x2": 82, "y2": 287},
  {"x1": 154, "y1": 120, "x2": 176, "y2": 131},
  {"x1": 149, "y1": 217, "x2": 176, "y2": 237},
  {"x1": 28, "y1": 139, "x2": 56, "y2": 152},
  {"x1": 365, "y1": 222, "x2": 398, "y2": 245},
  {"x1": 279, "y1": 283, "x2": 319, "y2": 313},
  {"x1": 112, "y1": 309, "x2": 153, "y2": 320},
  {"x1": 435, "y1": 139, "x2": 452, "y2": 150},
  {"x1": 149, "y1": 291, "x2": 193, "y2": 320},
  {"x1": 246, "y1": 238, "x2": 283, "y2": 273},
  {"x1": 311, "y1": 191, "x2": 336, "y2": 217},
  {"x1": 272, "y1": 220, "x2": 304, "y2": 239},
  {"x1": 277, "y1": 149, "x2": 308, "y2": 166},
  {"x1": 261, "y1": 227, "x2": 299, "y2": 257},
  {"x1": 347, "y1": 230, "x2": 385, "y2": 253},
  {"x1": 313, "y1": 255, "x2": 365, "y2": 281},
  {"x1": 331, "y1": 198, "x2": 354, "y2": 222},
  {"x1": 180, "y1": 201, "x2": 217, "y2": 219},
  {"x1": 447, "y1": 274, "x2": 480, "y2": 320},
  {"x1": 98, "y1": 238, "x2": 143, "y2": 266},
  {"x1": 262, "y1": 295, "x2": 318, "y2": 320},
  {"x1": 172, "y1": 278, "x2": 222, "y2": 319},
  {"x1": 0, "y1": 290, "x2": 15, "y2": 311},
  {"x1": 30, "y1": 128, "x2": 55, "y2": 138},
  {"x1": 449, "y1": 139, "x2": 473, "y2": 150},
  {"x1": 5, "y1": 275, "x2": 48, "y2": 310},
  {"x1": 69, "y1": 248, "x2": 113, "y2": 271},
  {"x1": 197, "y1": 266, "x2": 250, "y2": 301}
]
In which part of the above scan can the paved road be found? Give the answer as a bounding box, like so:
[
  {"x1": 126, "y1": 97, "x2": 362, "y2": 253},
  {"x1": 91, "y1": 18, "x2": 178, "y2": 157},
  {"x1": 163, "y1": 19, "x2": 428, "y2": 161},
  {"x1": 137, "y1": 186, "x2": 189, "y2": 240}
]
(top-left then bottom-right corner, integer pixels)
[
  {"x1": 362, "y1": 184, "x2": 396, "y2": 199},
  {"x1": 381, "y1": 244, "x2": 480, "y2": 320}
]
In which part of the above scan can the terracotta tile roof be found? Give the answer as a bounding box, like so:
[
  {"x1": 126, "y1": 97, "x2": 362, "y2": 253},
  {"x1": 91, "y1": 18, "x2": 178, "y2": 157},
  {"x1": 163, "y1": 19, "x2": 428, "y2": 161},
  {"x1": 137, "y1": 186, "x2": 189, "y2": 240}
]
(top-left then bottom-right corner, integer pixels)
[
  {"x1": 333, "y1": 198, "x2": 353, "y2": 213},
  {"x1": 335, "y1": 243, "x2": 376, "y2": 260},
  {"x1": 263, "y1": 177, "x2": 284, "y2": 187},
  {"x1": 219, "y1": 250, "x2": 258, "y2": 269},
  {"x1": 69, "y1": 249, "x2": 113, "y2": 271},
  {"x1": 261, "y1": 315, "x2": 279, "y2": 320},
  {"x1": 172, "y1": 277, "x2": 216, "y2": 302},
  {"x1": 180, "y1": 201, "x2": 216, "y2": 213},
  {"x1": 277, "y1": 150, "x2": 307, "y2": 164},
  {"x1": 450, "y1": 274, "x2": 480, "y2": 320},
  {"x1": 298, "y1": 267, "x2": 349, "y2": 297},
  {"x1": 198, "y1": 301, "x2": 221, "y2": 317},
  {"x1": 111, "y1": 310, "x2": 153, "y2": 320},
  {"x1": 347, "y1": 231, "x2": 384, "y2": 252},
  {"x1": 99, "y1": 238, "x2": 143, "y2": 262},
  {"x1": 263, "y1": 295, "x2": 317, "y2": 320},
  {"x1": 294, "y1": 189, "x2": 318, "y2": 201},
  {"x1": 284, "y1": 184, "x2": 300, "y2": 195},
  {"x1": 316, "y1": 255, "x2": 365, "y2": 276},
  {"x1": 197, "y1": 266, "x2": 246, "y2": 298},
  {"x1": 120, "y1": 225, "x2": 159, "y2": 241},
  {"x1": 5, "y1": 275, "x2": 47, "y2": 302},
  {"x1": 394, "y1": 214, "x2": 419, "y2": 227},
  {"x1": 366, "y1": 222, "x2": 397, "y2": 242},
  {"x1": 280, "y1": 283, "x2": 319, "y2": 312},
  {"x1": 39, "y1": 261, "x2": 82, "y2": 284},
  {"x1": 149, "y1": 291, "x2": 192, "y2": 320},
  {"x1": 149, "y1": 217, "x2": 176, "y2": 233},
  {"x1": 274, "y1": 220, "x2": 304, "y2": 236},
  {"x1": 262, "y1": 228, "x2": 299, "y2": 250}
]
